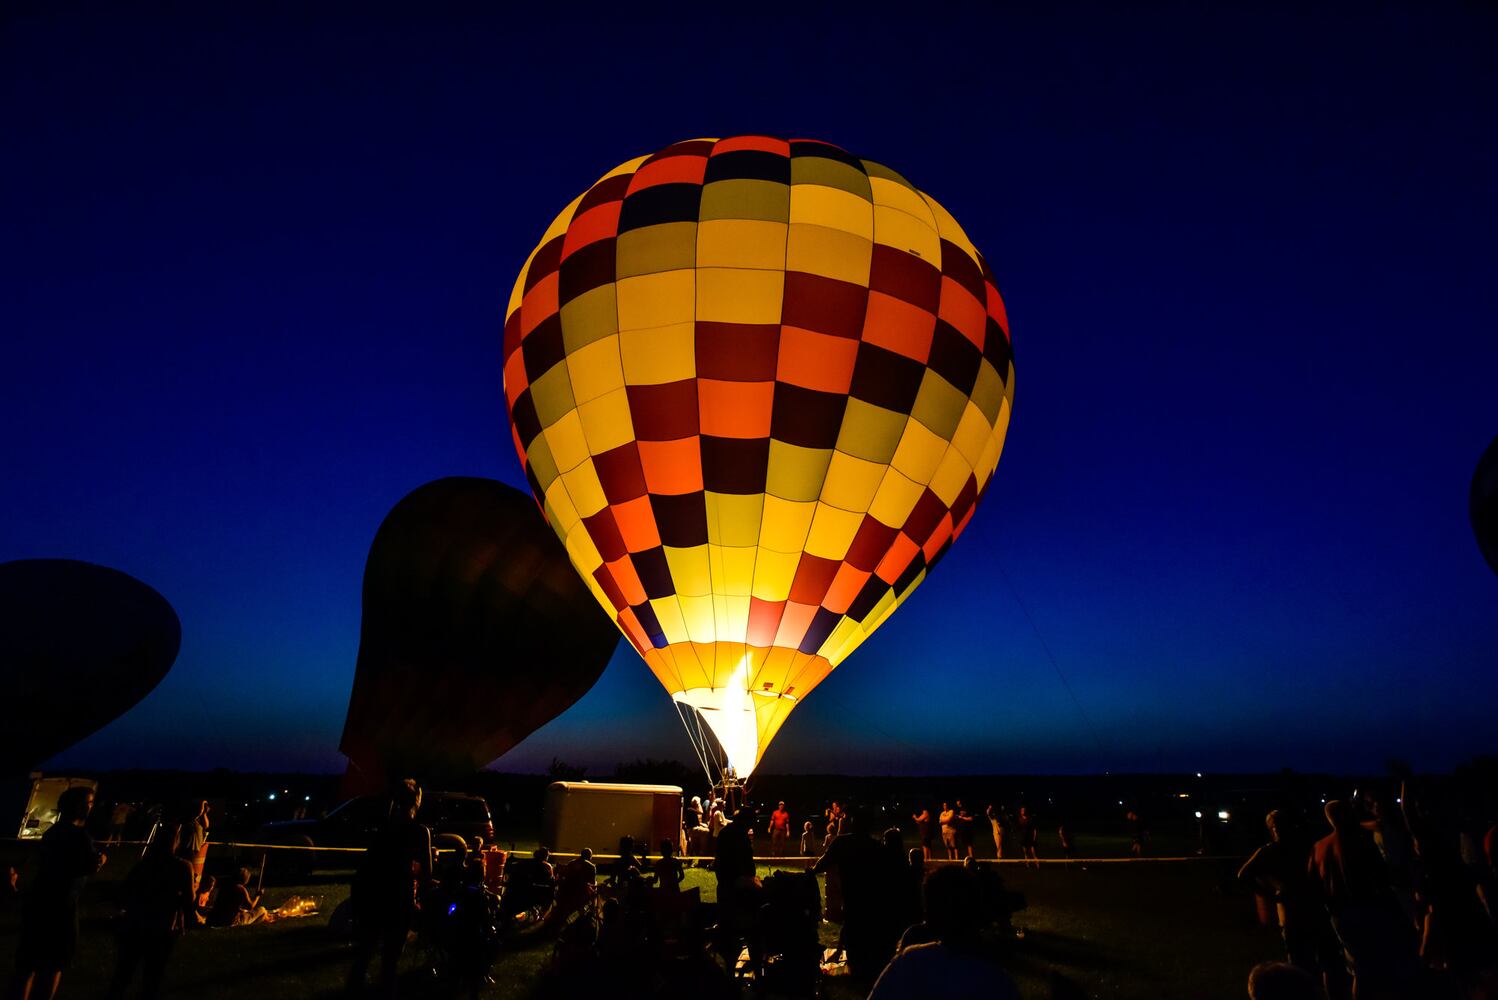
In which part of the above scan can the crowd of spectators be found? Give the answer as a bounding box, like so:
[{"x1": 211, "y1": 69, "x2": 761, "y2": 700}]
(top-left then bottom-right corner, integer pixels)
[
  {"x1": 1238, "y1": 783, "x2": 1498, "y2": 1000},
  {"x1": 1, "y1": 789, "x2": 290, "y2": 1000},
  {"x1": 7, "y1": 776, "x2": 1497, "y2": 999}
]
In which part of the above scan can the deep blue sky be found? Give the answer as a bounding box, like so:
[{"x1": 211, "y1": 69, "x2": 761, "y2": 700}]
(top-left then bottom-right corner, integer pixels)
[{"x1": 4, "y1": 5, "x2": 1494, "y2": 777}]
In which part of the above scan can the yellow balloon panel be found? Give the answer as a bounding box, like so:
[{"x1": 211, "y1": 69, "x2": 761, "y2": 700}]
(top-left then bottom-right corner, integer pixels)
[{"x1": 504, "y1": 136, "x2": 1014, "y2": 774}]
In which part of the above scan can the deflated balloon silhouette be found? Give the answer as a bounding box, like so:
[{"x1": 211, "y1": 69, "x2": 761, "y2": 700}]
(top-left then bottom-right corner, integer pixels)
[
  {"x1": 340, "y1": 477, "x2": 620, "y2": 785},
  {"x1": 0, "y1": 559, "x2": 181, "y2": 773},
  {"x1": 1474, "y1": 436, "x2": 1498, "y2": 576}
]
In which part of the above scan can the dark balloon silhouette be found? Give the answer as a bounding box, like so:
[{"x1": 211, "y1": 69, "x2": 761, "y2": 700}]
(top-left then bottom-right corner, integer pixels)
[
  {"x1": 340, "y1": 477, "x2": 620, "y2": 786},
  {"x1": 1473, "y1": 435, "x2": 1498, "y2": 576},
  {"x1": 0, "y1": 559, "x2": 181, "y2": 773}
]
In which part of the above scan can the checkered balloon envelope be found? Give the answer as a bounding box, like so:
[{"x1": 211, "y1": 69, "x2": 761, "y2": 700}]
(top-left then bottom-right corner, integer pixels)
[{"x1": 503, "y1": 136, "x2": 1015, "y2": 779}]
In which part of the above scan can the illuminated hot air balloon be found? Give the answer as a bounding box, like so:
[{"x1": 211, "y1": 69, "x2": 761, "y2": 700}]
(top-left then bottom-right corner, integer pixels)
[
  {"x1": 0, "y1": 559, "x2": 181, "y2": 773},
  {"x1": 502, "y1": 137, "x2": 1014, "y2": 779},
  {"x1": 340, "y1": 477, "x2": 620, "y2": 786},
  {"x1": 1473, "y1": 435, "x2": 1498, "y2": 576}
]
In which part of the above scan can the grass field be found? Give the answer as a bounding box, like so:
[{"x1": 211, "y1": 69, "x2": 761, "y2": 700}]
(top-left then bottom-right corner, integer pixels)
[{"x1": 0, "y1": 843, "x2": 1281, "y2": 999}]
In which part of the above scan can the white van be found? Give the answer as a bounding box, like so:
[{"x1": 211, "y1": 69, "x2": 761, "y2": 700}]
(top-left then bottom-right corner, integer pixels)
[{"x1": 540, "y1": 782, "x2": 683, "y2": 855}]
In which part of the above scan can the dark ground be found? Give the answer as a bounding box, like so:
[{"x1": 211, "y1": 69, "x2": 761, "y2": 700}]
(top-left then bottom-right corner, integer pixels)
[{"x1": 0, "y1": 838, "x2": 1280, "y2": 1000}]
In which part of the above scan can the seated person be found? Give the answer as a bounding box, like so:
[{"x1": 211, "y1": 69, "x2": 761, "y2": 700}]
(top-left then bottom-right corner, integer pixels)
[
  {"x1": 207, "y1": 868, "x2": 269, "y2": 927},
  {"x1": 562, "y1": 847, "x2": 597, "y2": 887},
  {"x1": 436, "y1": 838, "x2": 470, "y2": 885},
  {"x1": 541, "y1": 849, "x2": 598, "y2": 930},
  {"x1": 190, "y1": 873, "x2": 216, "y2": 925},
  {"x1": 463, "y1": 837, "x2": 497, "y2": 887},
  {"x1": 607, "y1": 836, "x2": 643, "y2": 885},
  {"x1": 502, "y1": 849, "x2": 557, "y2": 918}
]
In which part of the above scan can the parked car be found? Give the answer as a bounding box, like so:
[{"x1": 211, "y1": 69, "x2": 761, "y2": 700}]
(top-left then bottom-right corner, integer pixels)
[{"x1": 259, "y1": 790, "x2": 494, "y2": 849}]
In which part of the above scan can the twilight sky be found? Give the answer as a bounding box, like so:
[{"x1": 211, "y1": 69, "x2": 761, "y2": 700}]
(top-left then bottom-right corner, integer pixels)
[{"x1": 4, "y1": 4, "x2": 1495, "y2": 777}]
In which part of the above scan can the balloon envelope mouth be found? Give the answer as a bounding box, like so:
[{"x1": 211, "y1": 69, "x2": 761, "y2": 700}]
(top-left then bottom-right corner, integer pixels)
[{"x1": 671, "y1": 655, "x2": 797, "y2": 778}]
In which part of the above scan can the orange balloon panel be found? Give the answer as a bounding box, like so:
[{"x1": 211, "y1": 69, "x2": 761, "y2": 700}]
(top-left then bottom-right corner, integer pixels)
[{"x1": 503, "y1": 136, "x2": 1014, "y2": 774}]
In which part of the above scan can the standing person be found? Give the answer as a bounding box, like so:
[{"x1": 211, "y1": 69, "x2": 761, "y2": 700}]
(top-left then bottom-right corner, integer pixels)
[
  {"x1": 106, "y1": 823, "x2": 193, "y2": 1000},
  {"x1": 1238, "y1": 811, "x2": 1346, "y2": 998},
  {"x1": 955, "y1": 801, "x2": 976, "y2": 860},
  {"x1": 709, "y1": 803, "x2": 727, "y2": 840},
  {"x1": 938, "y1": 803, "x2": 958, "y2": 861},
  {"x1": 912, "y1": 806, "x2": 933, "y2": 861},
  {"x1": 986, "y1": 805, "x2": 1007, "y2": 860},
  {"x1": 799, "y1": 821, "x2": 821, "y2": 857},
  {"x1": 826, "y1": 801, "x2": 846, "y2": 837},
  {"x1": 176, "y1": 801, "x2": 210, "y2": 894},
  {"x1": 770, "y1": 801, "x2": 792, "y2": 857},
  {"x1": 346, "y1": 779, "x2": 433, "y2": 998},
  {"x1": 813, "y1": 814, "x2": 901, "y2": 983},
  {"x1": 6, "y1": 785, "x2": 107, "y2": 1000},
  {"x1": 653, "y1": 839, "x2": 684, "y2": 889},
  {"x1": 1126, "y1": 809, "x2": 1149, "y2": 858},
  {"x1": 1309, "y1": 800, "x2": 1418, "y2": 999},
  {"x1": 1057, "y1": 818, "x2": 1075, "y2": 859},
  {"x1": 685, "y1": 798, "x2": 711, "y2": 859},
  {"x1": 1016, "y1": 806, "x2": 1040, "y2": 868},
  {"x1": 714, "y1": 807, "x2": 757, "y2": 893},
  {"x1": 685, "y1": 795, "x2": 704, "y2": 846},
  {"x1": 714, "y1": 805, "x2": 760, "y2": 938}
]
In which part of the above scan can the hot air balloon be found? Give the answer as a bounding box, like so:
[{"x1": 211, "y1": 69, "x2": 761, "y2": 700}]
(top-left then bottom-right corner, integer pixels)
[
  {"x1": 502, "y1": 136, "x2": 1014, "y2": 781},
  {"x1": 1473, "y1": 435, "x2": 1498, "y2": 576},
  {"x1": 0, "y1": 559, "x2": 181, "y2": 773},
  {"x1": 340, "y1": 477, "x2": 620, "y2": 787}
]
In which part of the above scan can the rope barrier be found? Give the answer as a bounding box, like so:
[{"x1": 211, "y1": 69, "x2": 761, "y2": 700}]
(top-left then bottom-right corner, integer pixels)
[{"x1": 4, "y1": 838, "x2": 1243, "y2": 864}]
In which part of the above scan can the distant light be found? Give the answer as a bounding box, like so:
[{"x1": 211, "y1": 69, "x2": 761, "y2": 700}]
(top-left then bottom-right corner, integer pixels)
[
  {"x1": 304, "y1": 795, "x2": 311, "y2": 802},
  {"x1": 1117, "y1": 800, "x2": 1123, "y2": 806},
  {"x1": 1217, "y1": 810, "x2": 1230, "y2": 821},
  {"x1": 1195, "y1": 772, "x2": 1202, "y2": 778},
  {"x1": 1194, "y1": 811, "x2": 1203, "y2": 819},
  {"x1": 1176, "y1": 793, "x2": 1190, "y2": 799},
  {"x1": 1395, "y1": 797, "x2": 1402, "y2": 804},
  {"x1": 268, "y1": 793, "x2": 277, "y2": 801}
]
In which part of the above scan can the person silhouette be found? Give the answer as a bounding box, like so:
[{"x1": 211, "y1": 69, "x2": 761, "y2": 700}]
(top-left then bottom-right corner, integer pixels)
[
  {"x1": 345, "y1": 779, "x2": 432, "y2": 998},
  {"x1": 867, "y1": 865, "x2": 1020, "y2": 999},
  {"x1": 7, "y1": 785, "x2": 107, "y2": 1000}
]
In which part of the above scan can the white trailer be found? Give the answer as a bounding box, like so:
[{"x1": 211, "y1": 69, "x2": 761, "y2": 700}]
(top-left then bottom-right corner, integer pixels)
[
  {"x1": 17, "y1": 774, "x2": 98, "y2": 839},
  {"x1": 540, "y1": 781, "x2": 683, "y2": 855}
]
